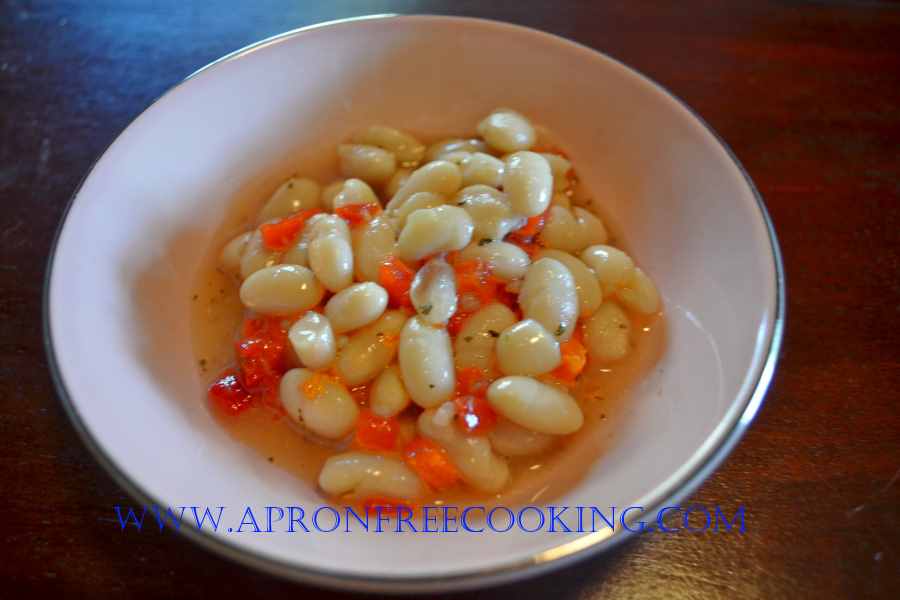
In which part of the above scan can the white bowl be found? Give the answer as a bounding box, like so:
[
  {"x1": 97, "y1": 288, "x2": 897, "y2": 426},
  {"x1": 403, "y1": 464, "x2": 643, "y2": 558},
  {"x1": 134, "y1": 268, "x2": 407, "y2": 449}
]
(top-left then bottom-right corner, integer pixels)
[{"x1": 45, "y1": 15, "x2": 784, "y2": 593}]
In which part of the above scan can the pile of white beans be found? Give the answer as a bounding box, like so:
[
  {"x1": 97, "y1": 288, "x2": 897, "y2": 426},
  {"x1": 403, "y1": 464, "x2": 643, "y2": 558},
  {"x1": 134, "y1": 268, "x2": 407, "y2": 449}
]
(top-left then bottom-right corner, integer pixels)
[{"x1": 217, "y1": 109, "x2": 661, "y2": 500}]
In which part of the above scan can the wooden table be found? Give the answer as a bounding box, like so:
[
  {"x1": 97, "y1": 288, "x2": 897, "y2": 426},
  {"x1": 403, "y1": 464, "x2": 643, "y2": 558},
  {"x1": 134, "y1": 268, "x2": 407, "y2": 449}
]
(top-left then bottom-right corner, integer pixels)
[{"x1": 3, "y1": 1, "x2": 898, "y2": 597}]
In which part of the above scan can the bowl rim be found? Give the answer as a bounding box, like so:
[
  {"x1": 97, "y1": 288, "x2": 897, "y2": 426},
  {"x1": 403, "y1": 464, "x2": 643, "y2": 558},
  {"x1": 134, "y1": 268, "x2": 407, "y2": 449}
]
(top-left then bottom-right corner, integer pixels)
[{"x1": 42, "y1": 13, "x2": 786, "y2": 594}]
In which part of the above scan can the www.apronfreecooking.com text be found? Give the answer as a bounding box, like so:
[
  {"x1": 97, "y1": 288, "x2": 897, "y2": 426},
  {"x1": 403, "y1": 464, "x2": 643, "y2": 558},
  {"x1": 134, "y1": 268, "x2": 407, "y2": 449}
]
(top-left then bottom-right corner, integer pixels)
[{"x1": 112, "y1": 504, "x2": 746, "y2": 534}]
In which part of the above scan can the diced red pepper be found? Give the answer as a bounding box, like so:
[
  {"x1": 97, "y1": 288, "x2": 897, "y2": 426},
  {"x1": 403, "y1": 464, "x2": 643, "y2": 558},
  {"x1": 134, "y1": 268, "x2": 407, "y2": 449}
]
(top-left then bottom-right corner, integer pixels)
[
  {"x1": 404, "y1": 437, "x2": 460, "y2": 491},
  {"x1": 552, "y1": 330, "x2": 588, "y2": 385},
  {"x1": 378, "y1": 256, "x2": 416, "y2": 308},
  {"x1": 506, "y1": 207, "x2": 550, "y2": 246},
  {"x1": 516, "y1": 210, "x2": 549, "y2": 239},
  {"x1": 453, "y1": 395, "x2": 497, "y2": 434},
  {"x1": 444, "y1": 258, "x2": 507, "y2": 337},
  {"x1": 208, "y1": 369, "x2": 254, "y2": 415},
  {"x1": 453, "y1": 367, "x2": 496, "y2": 434},
  {"x1": 453, "y1": 258, "x2": 501, "y2": 305},
  {"x1": 334, "y1": 202, "x2": 382, "y2": 227},
  {"x1": 259, "y1": 209, "x2": 320, "y2": 251},
  {"x1": 354, "y1": 410, "x2": 399, "y2": 452},
  {"x1": 456, "y1": 366, "x2": 491, "y2": 397},
  {"x1": 235, "y1": 316, "x2": 290, "y2": 400},
  {"x1": 242, "y1": 315, "x2": 289, "y2": 339}
]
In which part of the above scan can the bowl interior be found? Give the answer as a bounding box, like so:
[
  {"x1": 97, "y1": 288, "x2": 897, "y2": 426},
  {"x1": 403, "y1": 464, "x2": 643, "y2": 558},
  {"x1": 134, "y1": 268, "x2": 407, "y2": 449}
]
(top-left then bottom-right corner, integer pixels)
[{"x1": 47, "y1": 15, "x2": 778, "y2": 590}]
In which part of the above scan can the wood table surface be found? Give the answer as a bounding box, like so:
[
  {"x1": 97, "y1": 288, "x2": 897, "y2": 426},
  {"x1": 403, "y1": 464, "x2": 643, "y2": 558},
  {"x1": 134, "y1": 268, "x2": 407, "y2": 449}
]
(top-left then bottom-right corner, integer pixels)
[{"x1": 2, "y1": 1, "x2": 898, "y2": 598}]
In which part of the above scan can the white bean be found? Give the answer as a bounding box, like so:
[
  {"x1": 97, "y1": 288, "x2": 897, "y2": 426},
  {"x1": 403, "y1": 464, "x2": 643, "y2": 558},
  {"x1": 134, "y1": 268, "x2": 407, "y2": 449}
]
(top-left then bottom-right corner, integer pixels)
[
  {"x1": 580, "y1": 245, "x2": 635, "y2": 295},
  {"x1": 425, "y1": 138, "x2": 488, "y2": 162},
  {"x1": 438, "y1": 150, "x2": 472, "y2": 165},
  {"x1": 489, "y1": 418, "x2": 557, "y2": 457},
  {"x1": 239, "y1": 264, "x2": 324, "y2": 315},
  {"x1": 538, "y1": 206, "x2": 580, "y2": 252},
  {"x1": 454, "y1": 185, "x2": 523, "y2": 241},
  {"x1": 541, "y1": 153, "x2": 572, "y2": 192},
  {"x1": 351, "y1": 215, "x2": 396, "y2": 282},
  {"x1": 476, "y1": 109, "x2": 535, "y2": 153},
  {"x1": 337, "y1": 144, "x2": 396, "y2": 185},
  {"x1": 335, "y1": 310, "x2": 407, "y2": 385},
  {"x1": 385, "y1": 160, "x2": 461, "y2": 212},
  {"x1": 518, "y1": 258, "x2": 579, "y2": 342},
  {"x1": 257, "y1": 177, "x2": 321, "y2": 222},
  {"x1": 281, "y1": 213, "x2": 337, "y2": 269},
  {"x1": 458, "y1": 241, "x2": 530, "y2": 282},
  {"x1": 307, "y1": 213, "x2": 350, "y2": 241},
  {"x1": 332, "y1": 178, "x2": 379, "y2": 209},
  {"x1": 410, "y1": 257, "x2": 457, "y2": 325},
  {"x1": 538, "y1": 206, "x2": 606, "y2": 254},
  {"x1": 280, "y1": 368, "x2": 359, "y2": 439},
  {"x1": 304, "y1": 215, "x2": 353, "y2": 292},
  {"x1": 319, "y1": 452, "x2": 424, "y2": 499},
  {"x1": 573, "y1": 207, "x2": 608, "y2": 247},
  {"x1": 280, "y1": 240, "x2": 308, "y2": 266},
  {"x1": 584, "y1": 301, "x2": 631, "y2": 362},
  {"x1": 417, "y1": 405, "x2": 509, "y2": 493},
  {"x1": 496, "y1": 319, "x2": 561, "y2": 376},
  {"x1": 352, "y1": 125, "x2": 425, "y2": 166},
  {"x1": 288, "y1": 311, "x2": 336, "y2": 370},
  {"x1": 503, "y1": 151, "x2": 553, "y2": 217},
  {"x1": 308, "y1": 235, "x2": 353, "y2": 292},
  {"x1": 325, "y1": 282, "x2": 389, "y2": 333},
  {"x1": 454, "y1": 303, "x2": 517, "y2": 375},
  {"x1": 487, "y1": 376, "x2": 583, "y2": 435},
  {"x1": 240, "y1": 229, "x2": 280, "y2": 279},
  {"x1": 384, "y1": 168, "x2": 411, "y2": 199},
  {"x1": 370, "y1": 365, "x2": 410, "y2": 417},
  {"x1": 536, "y1": 249, "x2": 602, "y2": 317},
  {"x1": 320, "y1": 180, "x2": 344, "y2": 212},
  {"x1": 616, "y1": 267, "x2": 661, "y2": 314},
  {"x1": 396, "y1": 205, "x2": 473, "y2": 261},
  {"x1": 460, "y1": 152, "x2": 504, "y2": 188},
  {"x1": 219, "y1": 231, "x2": 251, "y2": 274},
  {"x1": 398, "y1": 317, "x2": 455, "y2": 408},
  {"x1": 392, "y1": 191, "x2": 445, "y2": 230}
]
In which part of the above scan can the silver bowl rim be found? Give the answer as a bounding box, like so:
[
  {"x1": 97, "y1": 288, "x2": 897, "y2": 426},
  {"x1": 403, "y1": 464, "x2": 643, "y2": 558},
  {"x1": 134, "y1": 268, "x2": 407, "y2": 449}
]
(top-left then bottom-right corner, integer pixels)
[{"x1": 43, "y1": 14, "x2": 786, "y2": 594}]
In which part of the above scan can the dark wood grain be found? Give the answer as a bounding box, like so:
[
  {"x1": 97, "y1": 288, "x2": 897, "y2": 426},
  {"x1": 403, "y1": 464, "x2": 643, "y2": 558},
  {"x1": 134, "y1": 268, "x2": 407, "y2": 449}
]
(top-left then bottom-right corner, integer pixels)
[{"x1": 2, "y1": 1, "x2": 899, "y2": 598}]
